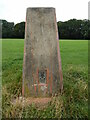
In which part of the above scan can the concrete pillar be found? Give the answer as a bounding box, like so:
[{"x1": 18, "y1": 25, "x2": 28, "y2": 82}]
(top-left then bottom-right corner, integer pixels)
[{"x1": 22, "y1": 8, "x2": 63, "y2": 97}]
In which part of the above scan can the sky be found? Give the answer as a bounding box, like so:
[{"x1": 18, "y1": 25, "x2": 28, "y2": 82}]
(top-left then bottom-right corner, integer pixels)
[{"x1": 0, "y1": 0, "x2": 89, "y2": 24}]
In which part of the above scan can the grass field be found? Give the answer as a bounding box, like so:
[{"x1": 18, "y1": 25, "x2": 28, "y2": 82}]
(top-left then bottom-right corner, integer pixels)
[{"x1": 2, "y1": 39, "x2": 88, "y2": 118}]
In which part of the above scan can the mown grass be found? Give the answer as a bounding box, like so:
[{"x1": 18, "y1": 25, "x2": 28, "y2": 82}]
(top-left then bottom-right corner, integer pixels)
[{"x1": 2, "y1": 39, "x2": 88, "y2": 119}]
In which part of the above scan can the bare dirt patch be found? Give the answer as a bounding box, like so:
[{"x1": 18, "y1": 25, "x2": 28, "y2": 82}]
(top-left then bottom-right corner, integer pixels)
[{"x1": 12, "y1": 97, "x2": 51, "y2": 108}]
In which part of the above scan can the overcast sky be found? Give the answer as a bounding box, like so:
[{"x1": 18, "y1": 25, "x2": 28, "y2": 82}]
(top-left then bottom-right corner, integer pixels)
[{"x1": 0, "y1": 0, "x2": 89, "y2": 24}]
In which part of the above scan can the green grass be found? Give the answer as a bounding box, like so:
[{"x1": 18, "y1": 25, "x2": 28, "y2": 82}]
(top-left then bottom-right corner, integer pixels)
[
  {"x1": 60, "y1": 40, "x2": 88, "y2": 65},
  {"x1": 2, "y1": 39, "x2": 88, "y2": 118}
]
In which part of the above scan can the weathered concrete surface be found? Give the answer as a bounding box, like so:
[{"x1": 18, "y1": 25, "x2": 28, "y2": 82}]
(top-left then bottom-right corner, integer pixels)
[{"x1": 23, "y1": 8, "x2": 63, "y2": 97}]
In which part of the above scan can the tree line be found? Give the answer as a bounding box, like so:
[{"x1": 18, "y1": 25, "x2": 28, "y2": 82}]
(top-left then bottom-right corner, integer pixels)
[
  {"x1": 0, "y1": 20, "x2": 25, "y2": 38},
  {"x1": 0, "y1": 19, "x2": 90, "y2": 39},
  {"x1": 57, "y1": 19, "x2": 90, "y2": 40}
]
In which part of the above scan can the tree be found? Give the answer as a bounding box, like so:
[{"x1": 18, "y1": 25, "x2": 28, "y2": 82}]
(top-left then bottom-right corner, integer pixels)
[
  {"x1": 14, "y1": 22, "x2": 25, "y2": 38},
  {"x1": 2, "y1": 20, "x2": 14, "y2": 38}
]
